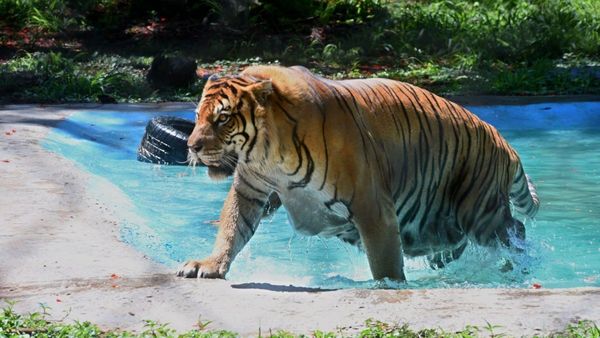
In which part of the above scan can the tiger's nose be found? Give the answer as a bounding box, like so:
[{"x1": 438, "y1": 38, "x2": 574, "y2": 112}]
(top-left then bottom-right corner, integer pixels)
[{"x1": 188, "y1": 142, "x2": 202, "y2": 153}]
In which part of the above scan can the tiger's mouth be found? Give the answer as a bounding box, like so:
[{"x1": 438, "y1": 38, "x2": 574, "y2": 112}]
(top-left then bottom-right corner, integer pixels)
[
  {"x1": 198, "y1": 150, "x2": 224, "y2": 167},
  {"x1": 188, "y1": 149, "x2": 238, "y2": 180}
]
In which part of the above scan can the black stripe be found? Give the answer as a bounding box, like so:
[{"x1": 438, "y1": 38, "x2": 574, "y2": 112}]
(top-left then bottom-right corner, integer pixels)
[
  {"x1": 275, "y1": 101, "x2": 304, "y2": 176},
  {"x1": 245, "y1": 98, "x2": 258, "y2": 160},
  {"x1": 323, "y1": 82, "x2": 370, "y2": 163},
  {"x1": 376, "y1": 82, "x2": 410, "y2": 207},
  {"x1": 454, "y1": 126, "x2": 487, "y2": 214},
  {"x1": 273, "y1": 86, "x2": 294, "y2": 105},
  {"x1": 446, "y1": 101, "x2": 472, "y2": 167},
  {"x1": 235, "y1": 98, "x2": 246, "y2": 112},
  {"x1": 289, "y1": 142, "x2": 315, "y2": 189},
  {"x1": 422, "y1": 92, "x2": 446, "y2": 163},
  {"x1": 376, "y1": 80, "x2": 413, "y2": 138},
  {"x1": 402, "y1": 84, "x2": 434, "y2": 136},
  {"x1": 235, "y1": 186, "x2": 266, "y2": 207},
  {"x1": 372, "y1": 83, "x2": 403, "y2": 138},
  {"x1": 238, "y1": 175, "x2": 269, "y2": 196},
  {"x1": 396, "y1": 147, "x2": 423, "y2": 220},
  {"x1": 396, "y1": 84, "x2": 428, "y2": 140},
  {"x1": 514, "y1": 167, "x2": 524, "y2": 182},
  {"x1": 338, "y1": 82, "x2": 384, "y2": 173},
  {"x1": 324, "y1": 185, "x2": 339, "y2": 209},
  {"x1": 229, "y1": 78, "x2": 253, "y2": 86},
  {"x1": 240, "y1": 213, "x2": 256, "y2": 237},
  {"x1": 437, "y1": 97, "x2": 461, "y2": 172},
  {"x1": 319, "y1": 108, "x2": 329, "y2": 191},
  {"x1": 253, "y1": 171, "x2": 278, "y2": 188},
  {"x1": 206, "y1": 82, "x2": 228, "y2": 91}
]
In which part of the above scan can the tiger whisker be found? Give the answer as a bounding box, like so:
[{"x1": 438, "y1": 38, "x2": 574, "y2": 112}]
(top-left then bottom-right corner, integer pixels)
[
  {"x1": 220, "y1": 154, "x2": 237, "y2": 171},
  {"x1": 187, "y1": 150, "x2": 200, "y2": 168}
]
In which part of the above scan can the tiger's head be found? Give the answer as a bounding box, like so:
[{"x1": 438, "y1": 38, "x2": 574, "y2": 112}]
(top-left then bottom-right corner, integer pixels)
[{"x1": 187, "y1": 74, "x2": 273, "y2": 180}]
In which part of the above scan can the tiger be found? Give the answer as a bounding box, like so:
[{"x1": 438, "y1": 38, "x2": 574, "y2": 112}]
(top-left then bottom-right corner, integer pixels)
[{"x1": 178, "y1": 65, "x2": 540, "y2": 281}]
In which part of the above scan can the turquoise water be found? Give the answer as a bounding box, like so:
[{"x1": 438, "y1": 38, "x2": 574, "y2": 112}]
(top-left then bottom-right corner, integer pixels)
[{"x1": 43, "y1": 102, "x2": 600, "y2": 289}]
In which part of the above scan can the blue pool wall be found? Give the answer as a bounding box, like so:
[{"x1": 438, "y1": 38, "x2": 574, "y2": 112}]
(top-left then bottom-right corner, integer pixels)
[{"x1": 471, "y1": 102, "x2": 600, "y2": 130}]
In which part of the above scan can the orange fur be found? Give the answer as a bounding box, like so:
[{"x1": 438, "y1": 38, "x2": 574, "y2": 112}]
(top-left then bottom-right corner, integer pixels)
[{"x1": 178, "y1": 66, "x2": 539, "y2": 280}]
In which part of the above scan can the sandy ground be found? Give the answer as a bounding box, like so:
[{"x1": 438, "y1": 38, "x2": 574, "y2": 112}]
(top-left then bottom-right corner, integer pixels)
[{"x1": 1, "y1": 103, "x2": 599, "y2": 337}]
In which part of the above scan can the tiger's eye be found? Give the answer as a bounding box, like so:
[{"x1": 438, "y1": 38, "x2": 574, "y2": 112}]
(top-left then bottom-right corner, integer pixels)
[{"x1": 217, "y1": 114, "x2": 229, "y2": 123}]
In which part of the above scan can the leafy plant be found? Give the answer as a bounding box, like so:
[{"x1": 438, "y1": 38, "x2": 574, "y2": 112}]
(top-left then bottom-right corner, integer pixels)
[
  {"x1": 1, "y1": 304, "x2": 600, "y2": 337},
  {"x1": 318, "y1": 0, "x2": 385, "y2": 24},
  {"x1": 559, "y1": 320, "x2": 600, "y2": 338}
]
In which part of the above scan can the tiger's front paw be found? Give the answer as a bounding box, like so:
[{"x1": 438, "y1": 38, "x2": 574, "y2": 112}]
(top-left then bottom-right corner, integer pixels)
[{"x1": 176, "y1": 259, "x2": 225, "y2": 279}]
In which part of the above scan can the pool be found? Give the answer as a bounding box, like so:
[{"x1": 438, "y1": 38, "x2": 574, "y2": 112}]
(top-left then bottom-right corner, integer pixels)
[{"x1": 43, "y1": 102, "x2": 600, "y2": 289}]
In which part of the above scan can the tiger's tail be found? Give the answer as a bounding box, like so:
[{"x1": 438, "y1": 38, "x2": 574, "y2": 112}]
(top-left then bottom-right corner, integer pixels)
[{"x1": 510, "y1": 165, "x2": 540, "y2": 218}]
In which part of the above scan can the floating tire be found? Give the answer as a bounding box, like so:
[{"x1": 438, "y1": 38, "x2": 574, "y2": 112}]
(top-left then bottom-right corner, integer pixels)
[{"x1": 137, "y1": 116, "x2": 196, "y2": 165}]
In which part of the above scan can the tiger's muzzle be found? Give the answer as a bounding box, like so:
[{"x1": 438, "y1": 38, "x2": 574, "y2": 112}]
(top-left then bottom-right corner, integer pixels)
[
  {"x1": 198, "y1": 149, "x2": 225, "y2": 167},
  {"x1": 187, "y1": 144, "x2": 222, "y2": 166},
  {"x1": 187, "y1": 146, "x2": 238, "y2": 180},
  {"x1": 187, "y1": 129, "x2": 238, "y2": 178}
]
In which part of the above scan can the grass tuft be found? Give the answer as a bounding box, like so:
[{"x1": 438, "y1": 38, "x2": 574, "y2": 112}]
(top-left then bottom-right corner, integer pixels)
[{"x1": 0, "y1": 304, "x2": 599, "y2": 337}]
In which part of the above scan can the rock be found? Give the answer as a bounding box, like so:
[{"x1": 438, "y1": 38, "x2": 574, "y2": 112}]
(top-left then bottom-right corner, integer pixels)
[
  {"x1": 97, "y1": 94, "x2": 117, "y2": 104},
  {"x1": 147, "y1": 55, "x2": 198, "y2": 89}
]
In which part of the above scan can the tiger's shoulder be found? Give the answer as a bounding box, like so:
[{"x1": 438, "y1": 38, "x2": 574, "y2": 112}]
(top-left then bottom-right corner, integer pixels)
[
  {"x1": 241, "y1": 65, "x2": 410, "y2": 104},
  {"x1": 241, "y1": 65, "x2": 328, "y2": 104}
]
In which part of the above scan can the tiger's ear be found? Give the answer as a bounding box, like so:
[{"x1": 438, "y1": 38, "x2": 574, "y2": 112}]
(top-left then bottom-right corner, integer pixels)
[{"x1": 246, "y1": 79, "x2": 273, "y2": 106}]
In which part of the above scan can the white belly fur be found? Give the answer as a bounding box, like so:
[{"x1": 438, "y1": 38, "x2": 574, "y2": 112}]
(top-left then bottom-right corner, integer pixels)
[{"x1": 280, "y1": 188, "x2": 353, "y2": 238}]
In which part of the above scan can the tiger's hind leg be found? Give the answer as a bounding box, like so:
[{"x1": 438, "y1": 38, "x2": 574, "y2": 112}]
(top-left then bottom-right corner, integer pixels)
[
  {"x1": 470, "y1": 203, "x2": 528, "y2": 273},
  {"x1": 496, "y1": 217, "x2": 528, "y2": 272},
  {"x1": 427, "y1": 241, "x2": 468, "y2": 270},
  {"x1": 496, "y1": 217, "x2": 526, "y2": 252}
]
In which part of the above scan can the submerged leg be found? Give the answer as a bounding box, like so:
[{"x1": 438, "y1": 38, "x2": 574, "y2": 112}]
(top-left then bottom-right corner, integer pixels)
[
  {"x1": 497, "y1": 217, "x2": 527, "y2": 251},
  {"x1": 465, "y1": 197, "x2": 530, "y2": 273},
  {"x1": 427, "y1": 241, "x2": 468, "y2": 270},
  {"x1": 489, "y1": 217, "x2": 529, "y2": 273},
  {"x1": 499, "y1": 218, "x2": 528, "y2": 274}
]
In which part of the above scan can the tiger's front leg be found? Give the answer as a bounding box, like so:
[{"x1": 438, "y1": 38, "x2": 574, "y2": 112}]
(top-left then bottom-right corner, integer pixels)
[
  {"x1": 354, "y1": 200, "x2": 406, "y2": 281},
  {"x1": 177, "y1": 174, "x2": 269, "y2": 278}
]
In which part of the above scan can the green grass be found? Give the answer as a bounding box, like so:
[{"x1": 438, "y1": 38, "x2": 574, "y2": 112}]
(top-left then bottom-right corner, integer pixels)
[
  {"x1": 385, "y1": 0, "x2": 600, "y2": 62},
  {"x1": 1, "y1": 0, "x2": 599, "y2": 103},
  {"x1": 0, "y1": 51, "x2": 198, "y2": 104},
  {"x1": 0, "y1": 304, "x2": 599, "y2": 338},
  {"x1": 1, "y1": 51, "x2": 598, "y2": 104}
]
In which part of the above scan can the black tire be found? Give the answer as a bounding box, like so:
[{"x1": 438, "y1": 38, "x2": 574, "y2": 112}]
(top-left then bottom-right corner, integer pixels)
[{"x1": 137, "y1": 116, "x2": 196, "y2": 165}]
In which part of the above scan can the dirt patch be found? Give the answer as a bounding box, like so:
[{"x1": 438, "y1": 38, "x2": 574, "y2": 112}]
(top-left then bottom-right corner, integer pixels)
[{"x1": 350, "y1": 290, "x2": 413, "y2": 304}]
